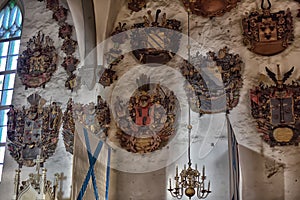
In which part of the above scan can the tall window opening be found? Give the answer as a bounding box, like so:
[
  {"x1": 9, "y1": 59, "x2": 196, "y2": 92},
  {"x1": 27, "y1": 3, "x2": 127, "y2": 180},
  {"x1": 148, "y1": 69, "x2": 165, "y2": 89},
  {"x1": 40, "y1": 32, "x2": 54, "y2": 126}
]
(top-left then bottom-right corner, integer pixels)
[{"x1": 0, "y1": 0, "x2": 22, "y2": 181}]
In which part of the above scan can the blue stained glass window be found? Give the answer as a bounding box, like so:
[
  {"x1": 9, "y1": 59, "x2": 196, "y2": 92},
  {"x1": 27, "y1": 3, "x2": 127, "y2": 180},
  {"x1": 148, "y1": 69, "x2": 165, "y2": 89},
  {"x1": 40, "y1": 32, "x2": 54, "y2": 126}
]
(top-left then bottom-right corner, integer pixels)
[
  {"x1": 0, "y1": 1, "x2": 22, "y2": 40},
  {"x1": 0, "y1": 0, "x2": 22, "y2": 182},
  {"x1": 0, "y1": 126, "x2": 7, "y2": 143}
]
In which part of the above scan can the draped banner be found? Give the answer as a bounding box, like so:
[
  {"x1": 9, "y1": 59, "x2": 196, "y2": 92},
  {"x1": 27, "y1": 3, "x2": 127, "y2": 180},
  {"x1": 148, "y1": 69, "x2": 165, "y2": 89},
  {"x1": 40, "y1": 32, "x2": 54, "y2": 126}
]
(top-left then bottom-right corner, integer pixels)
[
  {"x1": 227, "y1": 115, "x2": 240, "y2": 200},
  {"x1": 72, "y1": 122, "x2": 111, "y2": 200}
]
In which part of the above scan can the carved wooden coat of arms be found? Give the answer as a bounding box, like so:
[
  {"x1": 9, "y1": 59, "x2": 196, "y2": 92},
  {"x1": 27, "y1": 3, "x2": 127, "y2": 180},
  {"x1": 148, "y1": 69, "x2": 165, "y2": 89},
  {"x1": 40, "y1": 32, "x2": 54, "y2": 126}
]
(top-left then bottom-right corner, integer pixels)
[
  {"x1": 6, "y1": 94, "x2": 62, "y2": 167},
  {"x1": 17, "y1": 31, "x2": 57, "y2": 89},
  {"x1": 181, "y1": 0, "x2": 240, "y2": 17},
  {"x1": 180, "y1": 47, "x2": 243, "y2": 114},
  {"x1": 242, "y1": 0, "x2": 294, "y2": 56},
  {"x1": 250, "y1": 65, "x2": 300, "y2": 146},
  {"x1": 114, "y1": 74, "x2": 180, "y2": 153},
  {"x1": 62, "y1": 96, "x2": 111, "y2": 154}
]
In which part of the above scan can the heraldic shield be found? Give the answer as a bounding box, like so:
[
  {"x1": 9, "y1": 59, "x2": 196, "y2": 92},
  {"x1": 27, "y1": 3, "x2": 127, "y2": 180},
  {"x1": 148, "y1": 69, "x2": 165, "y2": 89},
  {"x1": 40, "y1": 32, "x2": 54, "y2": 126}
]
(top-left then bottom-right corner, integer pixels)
[
  {"x1": 242, "y1": 0, "x2": 294, "y2": 56},
  {"x1": 17, "y1": 31, "x2": 58, "y2": 89},
  {"x1": 250, "y1": 65, "x2": 300, "y2": 147},
  {"x1": 62, "y1": 96, "x2": 111, "y2": 154},
  {"x1": 180, "y1": 47, "x2": 243, "y2": 114},
  {"x1": 114, "y1": 74, "x2": 180, "y2": 153},
  {"x1": 6, "y1": 93, "x2": 62, "y2": 167}
]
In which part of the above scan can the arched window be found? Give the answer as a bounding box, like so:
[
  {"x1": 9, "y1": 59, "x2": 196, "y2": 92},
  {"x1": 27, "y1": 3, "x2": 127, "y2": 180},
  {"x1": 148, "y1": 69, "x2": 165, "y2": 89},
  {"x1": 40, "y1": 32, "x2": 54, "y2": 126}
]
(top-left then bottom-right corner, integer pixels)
[{"x1": 0, "y1": 0, "x2": 22, "y2": 181}]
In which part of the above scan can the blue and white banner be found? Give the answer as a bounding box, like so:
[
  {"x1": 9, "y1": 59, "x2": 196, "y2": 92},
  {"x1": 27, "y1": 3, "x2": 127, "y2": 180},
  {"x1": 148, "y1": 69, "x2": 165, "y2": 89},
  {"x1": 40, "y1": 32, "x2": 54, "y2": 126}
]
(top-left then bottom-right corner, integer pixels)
[
  {"x1": 227, "y1": 114, "x2": 240, "y2": 200},
  {"x1": 73, "y1": 123, "x2": 111, "y2": 200}
]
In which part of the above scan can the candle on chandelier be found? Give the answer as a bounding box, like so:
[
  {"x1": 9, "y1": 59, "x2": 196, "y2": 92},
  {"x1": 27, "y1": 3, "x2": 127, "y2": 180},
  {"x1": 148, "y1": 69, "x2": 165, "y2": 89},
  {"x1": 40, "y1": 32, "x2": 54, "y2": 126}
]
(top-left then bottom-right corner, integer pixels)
[
  {"x1": 202, "y1": 165, "x2": 205, "y2": 175},
  {"x1": 169, "y1": 178, "x2": 172, "y2": 190},
  {"x1": 208, "y1": 181, "x2": 210, "y2": 191}
]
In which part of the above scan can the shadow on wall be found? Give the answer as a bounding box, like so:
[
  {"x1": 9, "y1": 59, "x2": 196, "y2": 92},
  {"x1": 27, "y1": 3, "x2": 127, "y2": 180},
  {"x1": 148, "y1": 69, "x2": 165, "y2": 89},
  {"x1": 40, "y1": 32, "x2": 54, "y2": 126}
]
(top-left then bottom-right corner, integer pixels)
[{"x1": 239, "y1": 146, "x2": 284, "y2": 200}]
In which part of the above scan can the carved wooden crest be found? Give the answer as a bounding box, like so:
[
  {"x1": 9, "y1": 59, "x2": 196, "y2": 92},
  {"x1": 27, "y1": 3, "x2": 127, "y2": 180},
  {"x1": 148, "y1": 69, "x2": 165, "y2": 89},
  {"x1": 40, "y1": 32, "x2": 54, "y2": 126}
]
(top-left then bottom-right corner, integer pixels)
[
  {"x1": 17, "y1": 31, "x2": 57, "y2": 89},
  {"x1": 114, "y1": 75, "x2": 179, "y2": 153},
  {"x1": 180, "y1": 47, "x2": 243, "y2": 114},
  {"x1": 242, "y1": 0, "x2": 294, "y2": 56},
  {"x1": 130, "y1": 9, "x2": 182, "y2": 64},
  {"x1": 250, "y1": 65, "x2": 300, "y2": 146},
  {"x1": 6, "y1": 94, "x2": 62, "y2": 167},
  {"x1": 128, "y1": 0, "x2": 146, "y2": 12},
  {"x1": 62, "y1": 96, "x2": 110, "y2": 154},
  {"x1": 111, "y1": 9, "x2": 182, "y2": 64},
  {"x1": 181, "y1": 0, "x2": 240, "y2": 17}
]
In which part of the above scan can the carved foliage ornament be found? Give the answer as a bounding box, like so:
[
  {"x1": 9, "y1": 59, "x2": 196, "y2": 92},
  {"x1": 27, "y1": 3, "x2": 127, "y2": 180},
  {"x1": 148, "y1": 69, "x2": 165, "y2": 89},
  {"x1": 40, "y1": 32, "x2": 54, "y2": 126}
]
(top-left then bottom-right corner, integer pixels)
[
  {"x1": 242, "y1": 0, "x2": 294, "y2": 56},
  {"x1": 180, "y1": 47, "x2": 243, "y2": 114},
  {"x1": 17, "y1": 31, "x2": 57, "y2": 89},
  {"x1": 250, "y1": 65, "x2": 300, "y2": 146},
  {"x1": 114, "y1": 75, "x2": 180, "y2": 153},
  {"x1": 62, "y1": 97, "x2": 111, "y2": 154},
  {"x1": 181, "y1": 0, "x2": 240, "y2": 17},
  {"x1": 7, "y1": 93, "x2": 62, "y2": 167}
]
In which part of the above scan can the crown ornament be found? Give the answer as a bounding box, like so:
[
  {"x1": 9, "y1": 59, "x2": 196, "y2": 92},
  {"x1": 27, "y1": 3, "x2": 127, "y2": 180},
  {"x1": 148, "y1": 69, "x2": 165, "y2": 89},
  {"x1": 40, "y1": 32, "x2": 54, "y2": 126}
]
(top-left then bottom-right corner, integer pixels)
[{"x1": 242, "y1": 0, "x2": 294, "y2": 56}]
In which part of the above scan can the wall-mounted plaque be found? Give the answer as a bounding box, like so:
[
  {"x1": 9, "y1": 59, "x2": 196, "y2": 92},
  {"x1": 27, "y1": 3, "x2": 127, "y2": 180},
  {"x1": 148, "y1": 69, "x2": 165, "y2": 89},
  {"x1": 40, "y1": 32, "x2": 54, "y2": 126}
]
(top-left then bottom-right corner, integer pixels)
[
  {"x1": 242, "y1": 0, "x2": 294, "y2": 56},
  {"x1": 7, "y1": 94, "x2": 62, "y2": 167},
  {"x1": 180, "y1": 47, "x2": 243, "y2": 114},
  {"x1": 114, "y1": 74, "x2": 180, "y2": 153},
  {"x1": 17, "y1": 31, "x2": 57, "y2": 89},
  {"x1": 250, "y1": 65, "x2": 300, "y2": 146}
]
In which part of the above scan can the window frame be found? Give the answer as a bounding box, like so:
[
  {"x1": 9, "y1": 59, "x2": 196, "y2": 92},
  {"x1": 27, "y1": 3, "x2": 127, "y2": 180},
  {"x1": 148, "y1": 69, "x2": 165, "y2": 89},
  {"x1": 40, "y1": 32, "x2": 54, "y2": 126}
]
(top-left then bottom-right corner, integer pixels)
[{"x1": 0, "y1": 0, "x2": 23, "y2": 182}]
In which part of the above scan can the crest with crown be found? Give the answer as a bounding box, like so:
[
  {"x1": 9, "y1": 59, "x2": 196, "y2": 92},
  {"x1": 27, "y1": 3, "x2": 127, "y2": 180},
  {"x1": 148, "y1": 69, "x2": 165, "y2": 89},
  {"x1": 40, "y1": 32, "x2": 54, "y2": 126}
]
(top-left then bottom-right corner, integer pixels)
[
  {"x1": 6, "y1": 93, "x2": 62, "y2": 167},
  {"x1": 242, "y1": 0, "x2": 294, "y2": 56},
  {"x1": 113, "y1": 74, "x2": 180, "y2": 153},
  {"x1": 17, "y1": 31, "x2": 57, "y2": 89},
  {"x1": 130, "y1": 9, "x2": 182, "y2": 64},
  {"x1": 250, "y1": 65, "x2": 300, "y2": 147}
]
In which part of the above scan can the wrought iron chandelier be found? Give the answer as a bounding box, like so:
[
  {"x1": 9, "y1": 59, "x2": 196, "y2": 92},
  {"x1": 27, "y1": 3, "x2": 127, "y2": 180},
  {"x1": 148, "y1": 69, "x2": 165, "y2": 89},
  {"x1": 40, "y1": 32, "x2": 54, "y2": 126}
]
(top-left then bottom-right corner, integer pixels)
[{"x1": 168, "y1": 8, "x2": 211, "y2": 200}]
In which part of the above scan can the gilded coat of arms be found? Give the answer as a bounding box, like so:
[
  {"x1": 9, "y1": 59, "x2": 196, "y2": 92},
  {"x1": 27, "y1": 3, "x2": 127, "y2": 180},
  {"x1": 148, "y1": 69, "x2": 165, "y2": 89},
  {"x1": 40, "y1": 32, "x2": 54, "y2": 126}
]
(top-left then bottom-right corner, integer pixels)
[
  {"x1": 17, "y1": 31, "x2": 57, "y2": 89},
  {"x1": 242, "y1": 0, "x2": 294, "y2": 56},
  {"x1": 180, "y1": 47, "x2": 243, "y2": 114},
  {"x1": 114, "y1": 75, "x2": 180, "y2": 153},
  {"x1": 181, "y1": 0, "x2": 240, "y2": 17},
  {"x1": 7, "y1": 94, "x2": 62, "y2": 167},
  {"x1": 250, "y1": 65, "x2": 300, "y2": 146}
]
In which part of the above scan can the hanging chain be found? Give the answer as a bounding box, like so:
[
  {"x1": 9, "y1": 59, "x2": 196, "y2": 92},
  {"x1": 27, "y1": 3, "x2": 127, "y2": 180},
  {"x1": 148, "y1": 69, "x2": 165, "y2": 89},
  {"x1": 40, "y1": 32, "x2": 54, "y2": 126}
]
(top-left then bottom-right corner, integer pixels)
[{"x1": 261, "y1": 0, "x2": 271, "y2": 10}]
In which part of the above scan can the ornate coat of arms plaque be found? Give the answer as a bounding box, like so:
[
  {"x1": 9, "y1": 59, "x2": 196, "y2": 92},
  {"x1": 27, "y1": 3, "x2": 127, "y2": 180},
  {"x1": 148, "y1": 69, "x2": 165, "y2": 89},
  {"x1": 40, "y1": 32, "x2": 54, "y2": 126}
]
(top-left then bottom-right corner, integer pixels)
[
  {"x1": 180, "y1": 47, "x2": 243, "y2": 114},
  {"x1": 62, "y1": 96, "x2": 110, "y2": 154},
  {"x1": 130, "y1": 9, "x2": 182, "y2": 64},
  {"x1": 7, "y1": 94, "x2": 62, "y2": 167},
  {"x1": 114, "y1": 75, "x2": 180, "y2": 153},
  {"x1": 17, "y1": 31, "x2": 57, "y2": 89},
  {"x1": 250, "y1": 65, "x2": 300, "y2": 146},
  {"x1": 181, "y1": 0, "x2": 240, "y2": 17},
  {"x1": 111, "y1": 9, "x2": 182, "y2": 64},
  {"x1": 242, "y1": 0, "x2": 294, "y2": 56}
]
